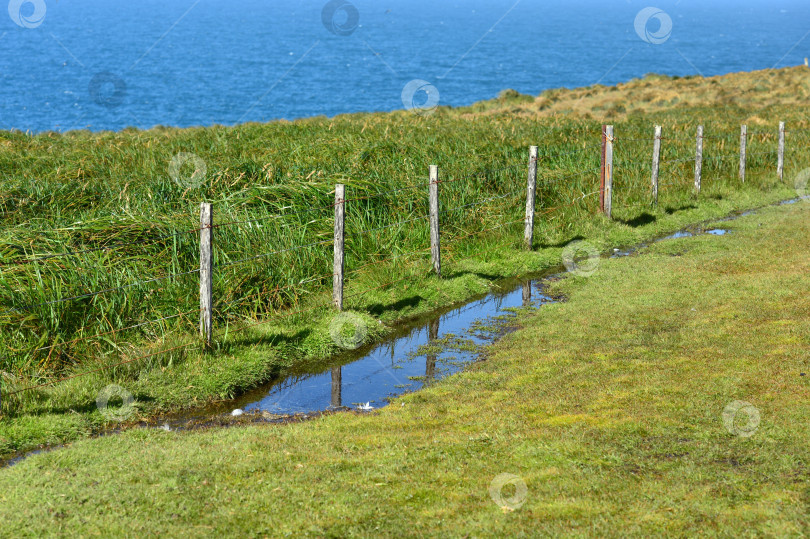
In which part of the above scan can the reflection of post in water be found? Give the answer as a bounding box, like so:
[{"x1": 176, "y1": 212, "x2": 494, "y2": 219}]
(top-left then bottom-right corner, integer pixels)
[
  {"x1": 425, "y1": 318, "x2": 439, "y2": 384},
  {"x1": 331, "y1": 366, "x2": 342, "y2": 408},
  {"x1": 522, "y1": 281, "x2": 532, "y2": 307}
]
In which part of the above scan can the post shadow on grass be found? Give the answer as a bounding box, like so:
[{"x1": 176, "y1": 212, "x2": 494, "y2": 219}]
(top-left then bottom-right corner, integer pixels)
[
  {"x1": 366, "y1": 295, "x2": 424, "y2": 317},
  {"x1": 617, "y1": 212, "x2": 657, "y2": 227},
  {"x1": 215, "y1": 328, "x2": 313, "y2": 351},
  {"x1": 664, "y1": 204, "x2": 698, "y2": 215},
  {"x1": 440, "y1": 270, "x2": 505, "y2": 281},
  {"x1": 15, "y1": 391, "x2": 156, "y2": 418},
  {"x1": 15, "y1": 399, "x2": 99, "y2": 417},
  {"x1": 533, "y1": 234, "x2": 585, "y2": 250}
]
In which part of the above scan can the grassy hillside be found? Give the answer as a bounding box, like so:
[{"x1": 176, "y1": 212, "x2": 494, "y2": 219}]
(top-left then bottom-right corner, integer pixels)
[
  {"x1": 0, "y1": 67, "x2": 809, "y2": 454},
  {"x1": 469, "y1": 66, "x2": 810, "y2": 120}
]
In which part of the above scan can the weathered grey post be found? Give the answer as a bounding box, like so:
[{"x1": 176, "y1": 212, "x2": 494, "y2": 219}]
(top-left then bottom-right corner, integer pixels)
[
  {"x1": 524, "y1": 146, "x2": 538, "y2": 250},
  {"x1": 600, "y1": 125, "x2": 606, "y2": 213},
  {"x1": 694, "y1": 125, "x2": 704, "y2": 194},
  {"x1": 778, "y1": 121, "x2": 786, "y2": 182},
  {"x1": 651, "y1": 125, "x2": 662, "y2": 206},
  {"x1": 429, "y1": 165, "x2": 441, "y2": 277},
  {"x1": 604, "y1": 125, "x2": 614, "y2": 218},
  {"x1": 199, "y1": 202, "x2": 213, "y2": 346},
  {"x1": 739, "y1": 124, "x2": 747, "y2": 183},
  {"x1": 333, "y1": 184, "x2": 345, "y2": 311}
]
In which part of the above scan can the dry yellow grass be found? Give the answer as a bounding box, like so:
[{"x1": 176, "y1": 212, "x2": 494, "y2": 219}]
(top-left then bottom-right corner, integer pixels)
[{"x1": 469, "y1": 66, "x2": 810, "y2": 122}]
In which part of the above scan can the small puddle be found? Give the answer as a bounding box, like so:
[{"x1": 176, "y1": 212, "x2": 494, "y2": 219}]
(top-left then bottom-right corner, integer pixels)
[
  {"x1": 611, "y1": 248, "x2": 634, "y2": 258},
  {"x1": 3, "y1": 449, "x2": 45, "y2": 467},
  {"x1": 224, "y1": 278, "x2": 556, "y2": 417},
  {"x1": 662, "y1": 228, "x2": 728, "y2": 240},
  {"x1": 663, "y1": 230, "x2": 694, "y2": 240},
  {"x1": 615, "y1": 226, "x2": 730, "y2": 257}
]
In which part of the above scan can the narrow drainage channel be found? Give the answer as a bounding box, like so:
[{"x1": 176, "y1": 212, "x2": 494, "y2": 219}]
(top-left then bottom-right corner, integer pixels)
[
  {"x1": 662, "y1": 228, "x2": 728, "y2": 240},
  {"x1": 159, "y1": 274, "x2": 560, "y2": 426},
  {"x1": 180, "y1": 220, "x2": 736, "y2": 422},
  {"x1": 240, "y1": 279, "x2": 555, "y2": 416},
  {"x1": 611, "y1": 225, "x2": 729, "y2": 258},
  {"x1": 4, "y1": 196, "x2": 794, "y2": 467}
]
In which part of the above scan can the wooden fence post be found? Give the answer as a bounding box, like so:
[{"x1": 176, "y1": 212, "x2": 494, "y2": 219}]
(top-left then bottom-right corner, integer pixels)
[
  {"x1": 600, "y1": 126, "x2": 606, "y2": 213},
  {"x1": 333, "y1": 184, "x2": 345, "y2": 311},
  {"x1": 604, "y1": 125, "x2": 613, "y2": 218},
  {"x1": 524, "y1": 146, "x2": 538, "y2": 250},
  {"x1": 739, "y1": 124, "x2": 747, "y2": 183},
  {"x1": 694, "y1": 125, "x2": 704, "y2": 194},
  {"x1": 199, "y1": 202, "x2": 213, "y2": 347},
  {"x1": 651, "y1": 125, "x2": 662, "y2": 206},
  {"x1": 429, "y1": 165, "x2": 441, "y2": 278},
  {"x1": 778, "y1": 121, "x2": 786, "y2": 182}
]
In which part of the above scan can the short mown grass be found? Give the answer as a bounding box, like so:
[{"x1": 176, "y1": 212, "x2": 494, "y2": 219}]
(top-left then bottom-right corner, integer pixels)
[{"x1": 0, "y1": 187, "x2": 807, "y2": 537}]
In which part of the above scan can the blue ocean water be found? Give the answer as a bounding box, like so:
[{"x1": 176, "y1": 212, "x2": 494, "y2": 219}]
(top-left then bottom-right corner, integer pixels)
[{"x1": 1, "y1": 0, "x2": 808, "y2": 133}]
